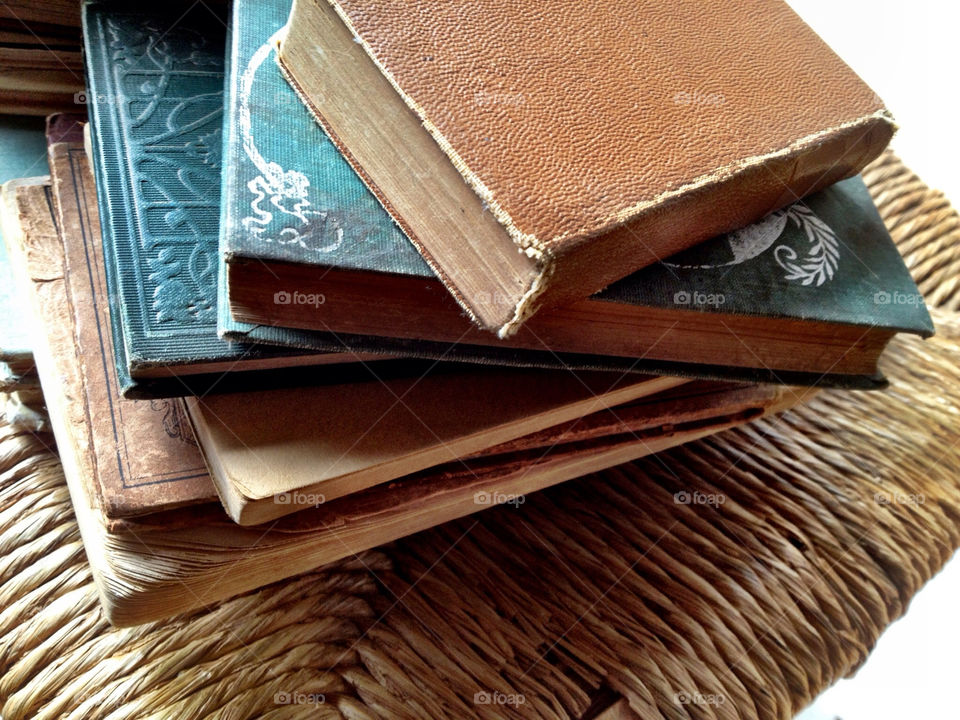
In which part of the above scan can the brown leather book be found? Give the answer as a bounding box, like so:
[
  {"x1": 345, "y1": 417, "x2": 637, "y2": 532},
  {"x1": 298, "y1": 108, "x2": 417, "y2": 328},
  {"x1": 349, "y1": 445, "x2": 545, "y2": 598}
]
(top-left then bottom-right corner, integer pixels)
[{"x1": 279, "y1": 0, "x2": 894, "y2": 336}]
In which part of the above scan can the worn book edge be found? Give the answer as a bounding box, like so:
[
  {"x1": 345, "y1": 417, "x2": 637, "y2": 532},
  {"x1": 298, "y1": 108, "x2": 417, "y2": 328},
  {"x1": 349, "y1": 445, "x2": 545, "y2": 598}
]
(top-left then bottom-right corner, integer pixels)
[
  {"x1": 9, "y1": 198, "x2": 131, "y2": 618},
  {"x1": 185, "y1": 372, "x2": 686, "y2": 525},
  {"x1": 315, "y1": 0, "x2": 895, "y2": 336},
  {"x1": 273, "y1": 46, "x2": 526, "y2": 336},
  {"x1": 276, "y1": 14, "x2": 541, "y2": 336},
  {"x1": 46, "y1": 139, "x2": 217, "y2": 515}
]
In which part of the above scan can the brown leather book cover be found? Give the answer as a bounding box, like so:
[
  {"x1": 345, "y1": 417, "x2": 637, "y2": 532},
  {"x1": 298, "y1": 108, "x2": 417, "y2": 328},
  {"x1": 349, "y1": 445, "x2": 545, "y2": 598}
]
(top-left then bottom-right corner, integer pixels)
[{"x1": 281, "y1": 0, "x2": 893, "y2": 335}]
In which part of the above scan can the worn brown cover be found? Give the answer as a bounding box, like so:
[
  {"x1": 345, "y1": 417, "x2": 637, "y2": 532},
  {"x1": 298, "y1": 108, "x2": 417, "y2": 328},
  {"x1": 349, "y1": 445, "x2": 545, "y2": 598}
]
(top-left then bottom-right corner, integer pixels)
[
  {"x1": 283, "y1": 0, "x2": 893, "y2": 334},
  {"x1": 187, "y1": 370, "x2": 685, "y2": 525},
  {"x1": 42, "y1": 138, "x2": 217, "y2": 517},
  {"x1": 469, "y1": 381, "x2": 791, "y2": 457}
]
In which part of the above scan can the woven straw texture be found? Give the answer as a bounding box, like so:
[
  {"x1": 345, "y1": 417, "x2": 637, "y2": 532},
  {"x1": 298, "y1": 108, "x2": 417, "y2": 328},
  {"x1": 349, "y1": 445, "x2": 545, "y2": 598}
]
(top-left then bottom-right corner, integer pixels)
[{"x1": 1, "y1": 152, "x2": 959, "y2": 719}]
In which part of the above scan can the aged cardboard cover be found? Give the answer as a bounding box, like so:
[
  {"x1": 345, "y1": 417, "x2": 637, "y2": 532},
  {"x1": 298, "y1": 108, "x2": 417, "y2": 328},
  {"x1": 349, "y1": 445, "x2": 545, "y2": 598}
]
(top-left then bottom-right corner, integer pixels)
[
  {"x1": 44, "y1": 140, "x2": 217, "y2": 516},
  {"x1": 186, "y1": 369, "x2": 687, "y2": 524}
]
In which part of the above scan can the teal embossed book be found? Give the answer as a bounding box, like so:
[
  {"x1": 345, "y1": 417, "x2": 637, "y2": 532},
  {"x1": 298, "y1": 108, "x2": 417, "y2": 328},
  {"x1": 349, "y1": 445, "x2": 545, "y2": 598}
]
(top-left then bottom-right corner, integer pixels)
[
  {"x1": 81, "y1": 1, "x2": 389, "y2": 397},
  {"x1": 222, "y1": 0, "x2": 931, "y2": 388}
]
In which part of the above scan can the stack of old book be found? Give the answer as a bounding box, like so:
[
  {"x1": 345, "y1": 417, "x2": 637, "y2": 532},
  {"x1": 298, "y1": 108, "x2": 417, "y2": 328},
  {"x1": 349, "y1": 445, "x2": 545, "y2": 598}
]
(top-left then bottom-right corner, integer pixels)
[{"x1": 0, "y1": 0, "x2": 933, "y2": 626}]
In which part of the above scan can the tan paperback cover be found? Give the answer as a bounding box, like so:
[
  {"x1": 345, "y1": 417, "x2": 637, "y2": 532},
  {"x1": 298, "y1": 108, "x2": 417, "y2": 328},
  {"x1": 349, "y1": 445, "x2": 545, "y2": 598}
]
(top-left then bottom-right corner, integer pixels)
[{"x1": 187, "y1": 369, "x2": 686, "y2": 524}]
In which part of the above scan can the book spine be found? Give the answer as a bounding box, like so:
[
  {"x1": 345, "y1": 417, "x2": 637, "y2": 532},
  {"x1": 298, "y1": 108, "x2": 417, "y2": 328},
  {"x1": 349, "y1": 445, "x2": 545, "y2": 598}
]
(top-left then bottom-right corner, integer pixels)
[{"x1": 80, "y1": 5, "x2": 137, "y2": 395}]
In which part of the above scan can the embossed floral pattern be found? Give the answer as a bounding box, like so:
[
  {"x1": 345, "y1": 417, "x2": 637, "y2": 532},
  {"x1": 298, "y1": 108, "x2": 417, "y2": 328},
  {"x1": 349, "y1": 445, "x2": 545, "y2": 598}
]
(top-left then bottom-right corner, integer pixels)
[{"x1": 104, "y1": 14, "x2": 223, "y2": 331}]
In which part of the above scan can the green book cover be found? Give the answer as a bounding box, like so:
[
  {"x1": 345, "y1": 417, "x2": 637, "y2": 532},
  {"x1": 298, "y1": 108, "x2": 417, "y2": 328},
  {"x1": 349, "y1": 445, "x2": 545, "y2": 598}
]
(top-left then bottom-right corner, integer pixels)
[
  {"x1": 220, "y1": 0, "x2": 931, "y2": 388},
  {"x1": 221, "y1": 0, "x2": 421, "y2": 275},
  {"x1": 82, "y1": 1, "x2": 306, "y2": 394},
  {"x1": 598, "y1": 177, "x2": 933, "y2": 335}
]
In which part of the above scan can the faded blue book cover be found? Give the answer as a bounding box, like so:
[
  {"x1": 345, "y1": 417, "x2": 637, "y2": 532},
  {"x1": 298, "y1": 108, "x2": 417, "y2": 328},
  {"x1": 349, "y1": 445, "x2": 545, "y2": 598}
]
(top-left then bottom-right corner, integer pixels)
[
  {"x1": 82, "y1": 1, "x2": 307, "y2": 392},
  {"x1": 598, "y1": 177, "x2": 934, "y2": 336},
  {"x1": 220, "y1": 0, "x2": 424, "y2": 275}
]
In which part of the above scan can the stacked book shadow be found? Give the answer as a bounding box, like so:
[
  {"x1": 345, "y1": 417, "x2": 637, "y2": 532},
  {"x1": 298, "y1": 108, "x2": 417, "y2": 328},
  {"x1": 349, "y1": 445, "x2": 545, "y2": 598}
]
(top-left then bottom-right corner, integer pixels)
[{"x1": 0, "y1": 0, "x2": 934, "y2": 625}]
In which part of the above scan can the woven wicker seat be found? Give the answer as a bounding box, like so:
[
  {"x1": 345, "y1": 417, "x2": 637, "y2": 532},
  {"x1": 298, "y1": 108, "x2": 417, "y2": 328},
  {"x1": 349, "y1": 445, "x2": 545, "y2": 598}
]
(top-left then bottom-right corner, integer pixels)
[{"x1": 1, "y1": 152, "x2": 958, "y2": 720}]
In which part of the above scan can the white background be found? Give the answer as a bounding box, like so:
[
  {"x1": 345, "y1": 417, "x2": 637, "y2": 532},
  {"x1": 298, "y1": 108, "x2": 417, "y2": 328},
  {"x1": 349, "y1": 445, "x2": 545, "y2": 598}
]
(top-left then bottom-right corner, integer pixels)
[
  {"x1": 787, "y1": 0, "x2": 960, "y2": 204},
  {"x1": 785, "y1": 1, "x2": 959, "y2": 718}
]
